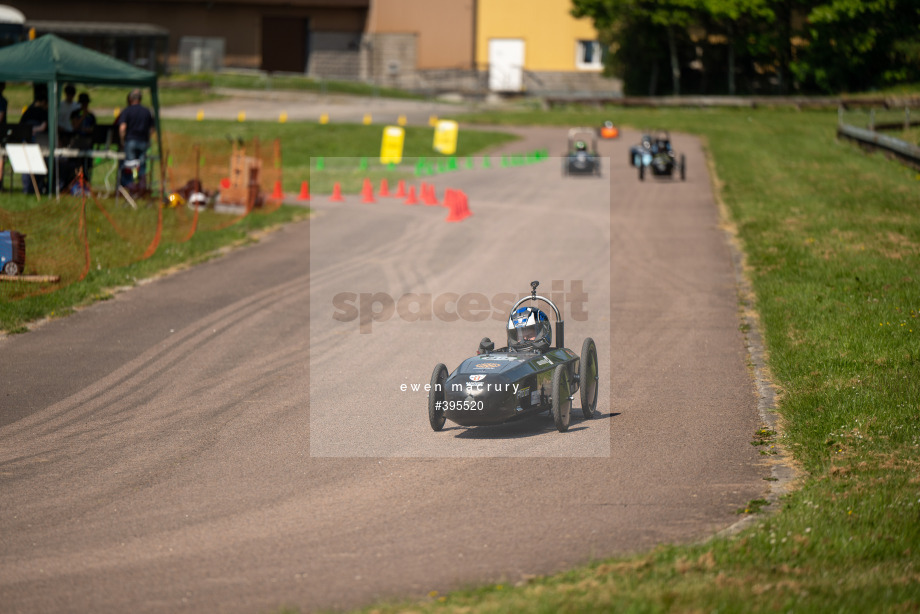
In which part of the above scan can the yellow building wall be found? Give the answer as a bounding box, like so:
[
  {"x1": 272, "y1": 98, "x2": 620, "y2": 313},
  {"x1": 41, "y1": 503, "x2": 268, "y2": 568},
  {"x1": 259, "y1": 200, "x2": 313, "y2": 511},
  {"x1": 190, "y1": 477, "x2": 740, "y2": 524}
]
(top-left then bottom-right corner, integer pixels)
[{"x1": 476, "y1": 0, "x2": 599, "y2": 71}]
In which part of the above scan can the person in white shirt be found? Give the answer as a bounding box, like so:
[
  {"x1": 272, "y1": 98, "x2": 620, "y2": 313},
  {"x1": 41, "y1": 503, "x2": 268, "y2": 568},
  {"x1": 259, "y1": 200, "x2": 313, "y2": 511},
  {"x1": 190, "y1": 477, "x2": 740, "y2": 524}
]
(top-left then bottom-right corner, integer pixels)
[{"x1": 57, "y1": 83, "x2": 79, "y2": 146}]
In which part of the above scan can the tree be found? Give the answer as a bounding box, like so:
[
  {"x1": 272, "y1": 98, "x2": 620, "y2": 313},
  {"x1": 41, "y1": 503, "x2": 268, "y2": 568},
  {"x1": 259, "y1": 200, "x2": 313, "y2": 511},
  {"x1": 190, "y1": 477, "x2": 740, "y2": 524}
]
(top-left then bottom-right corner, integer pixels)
[
  {"x1": 572, "y1": 0, "x2": 920, "y2": 95},
  {"x1": 792, "y1": 0, "x2": 920, "y2": 92},
  {"x1": 572, "y1": 0, "x2": 699, "y2": 95},
  {"x1": 701, "y1": 0, "x2": 775, "y2": 93}
]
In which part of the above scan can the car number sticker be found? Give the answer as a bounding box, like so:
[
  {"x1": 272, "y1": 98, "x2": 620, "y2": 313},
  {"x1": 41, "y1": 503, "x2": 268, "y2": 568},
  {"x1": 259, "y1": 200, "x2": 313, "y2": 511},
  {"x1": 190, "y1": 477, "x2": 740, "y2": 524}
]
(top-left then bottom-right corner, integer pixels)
[
  {"x1": 535, "y1": 357, "x2": 553, "y2": 366},
  {"x1": 469, "y1": 374, "x2": 486, "y2": 381},
  {"x1": 517, "y1": 387, "x2": 529, "y2": 399},
  {"x1": 474, "y1": 363, "x2": 501, "y2": 369}
]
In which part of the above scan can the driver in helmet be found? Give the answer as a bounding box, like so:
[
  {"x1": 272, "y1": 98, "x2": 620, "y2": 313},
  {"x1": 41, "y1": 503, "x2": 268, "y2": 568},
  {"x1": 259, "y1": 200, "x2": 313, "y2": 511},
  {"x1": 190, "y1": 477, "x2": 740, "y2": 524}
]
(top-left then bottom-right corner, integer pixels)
[
  {"x1": 507, "y1": 306, "x2": 552, "y2": 352},
  {"x1": 575, "y1": 140, "x2": 588, "y2": 152}
]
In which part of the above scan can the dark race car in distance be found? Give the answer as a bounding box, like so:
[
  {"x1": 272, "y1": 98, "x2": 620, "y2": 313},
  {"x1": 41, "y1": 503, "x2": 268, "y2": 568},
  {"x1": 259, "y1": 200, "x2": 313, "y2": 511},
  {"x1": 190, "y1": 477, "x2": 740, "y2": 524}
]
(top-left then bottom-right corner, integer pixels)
[
  {"x1": 635, "y1": 129, "x2": 685, "y2": 181},
  {"x1": 563, "y1": 127, "x2": 602, "y2": 177},
  {"x1": 428, "y1": 281, "x2": 599, "y2": 433}
]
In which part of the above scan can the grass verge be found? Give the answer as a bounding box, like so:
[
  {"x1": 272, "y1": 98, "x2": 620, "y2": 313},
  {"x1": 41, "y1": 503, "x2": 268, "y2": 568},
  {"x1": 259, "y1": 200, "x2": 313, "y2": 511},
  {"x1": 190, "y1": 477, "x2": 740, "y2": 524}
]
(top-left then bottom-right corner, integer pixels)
[
  {"x1": 173, "y1": 71, "x2": 428, "y2": 100},
  {"x1": 0, "y1": 201, "x2": 307, "y2": 333},
  {"x1": 1, "y1": 82, "x2": 220, "y2": 121},
  {"x1": 157, "y1": 119, "x2": 518, "y2": 195},
  {"x1": 328, "y1": 107, "x2": 919, "y2": 612}
]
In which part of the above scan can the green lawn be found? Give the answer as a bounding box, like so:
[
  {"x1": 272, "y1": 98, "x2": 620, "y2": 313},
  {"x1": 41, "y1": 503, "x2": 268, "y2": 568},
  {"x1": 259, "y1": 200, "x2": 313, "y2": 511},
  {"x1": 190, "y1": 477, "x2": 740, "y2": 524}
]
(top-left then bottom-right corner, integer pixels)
[
  {"x1": 157, "y1": 119, "x2": 518, "y2": 195},
  {"x1": 2, "y1": 81, "x2": 219, "y2": 121}
]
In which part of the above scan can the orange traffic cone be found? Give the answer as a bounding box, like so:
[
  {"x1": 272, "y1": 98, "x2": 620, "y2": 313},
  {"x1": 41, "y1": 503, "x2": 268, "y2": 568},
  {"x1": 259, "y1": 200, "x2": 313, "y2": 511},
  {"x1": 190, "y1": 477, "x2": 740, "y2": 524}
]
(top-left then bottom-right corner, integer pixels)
[
  {"x1": 271, "y1": 180, "x2": 283, "y2": 200},
  {"x1": 424, "y1": 183, "x2": 438, "y2": 206},
  {"x1": 404, "y1": 185, "x2": 419, "y2": 205},
  {"x1": 361, "y1": 178, "x2": 376, "y2": 203},
  {"x1": 458, "y1": 190, "x2": 471, "y2": 219},
  {"x1": 445, "y1": 189, "x2": 464, "y2": 222},
  {"x1": 441, "y1": 185, "x2": 450, "y2": 207},
  {"x1": 379, "y1": 178, "x2": 390, "y2": 197},
  {"x1": 298, "y1": 181, "x2": 310, "y2": 201},
  {"x1": 330, "y1": 182, "x2": 344, "y2": 202},
  {"x1": 395, "y1": 179, "x2": 407, "y2": 198}
]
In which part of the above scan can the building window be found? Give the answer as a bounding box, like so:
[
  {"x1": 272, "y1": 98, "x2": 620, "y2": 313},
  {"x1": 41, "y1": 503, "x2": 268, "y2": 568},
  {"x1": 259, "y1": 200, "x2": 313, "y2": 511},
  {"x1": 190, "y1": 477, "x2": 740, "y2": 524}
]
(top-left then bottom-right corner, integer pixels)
[{"x1": 576, "y1": 40, "x2": 603, "y2": 70}]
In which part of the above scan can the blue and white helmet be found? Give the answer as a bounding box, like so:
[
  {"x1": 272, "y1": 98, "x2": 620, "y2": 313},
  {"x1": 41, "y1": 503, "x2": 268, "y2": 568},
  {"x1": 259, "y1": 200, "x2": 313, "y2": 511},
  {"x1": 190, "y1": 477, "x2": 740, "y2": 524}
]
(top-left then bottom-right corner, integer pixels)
[{"x1": 507, "y1": 306, "x2": 551, "y2": 351}]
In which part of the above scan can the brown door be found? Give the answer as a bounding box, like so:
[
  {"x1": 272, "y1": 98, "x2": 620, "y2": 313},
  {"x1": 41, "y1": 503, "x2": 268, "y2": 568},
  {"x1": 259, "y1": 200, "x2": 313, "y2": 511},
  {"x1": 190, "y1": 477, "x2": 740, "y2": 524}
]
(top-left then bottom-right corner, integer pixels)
[{"x1": 261, "y1": 17, "x2": 309, "y2": 72}]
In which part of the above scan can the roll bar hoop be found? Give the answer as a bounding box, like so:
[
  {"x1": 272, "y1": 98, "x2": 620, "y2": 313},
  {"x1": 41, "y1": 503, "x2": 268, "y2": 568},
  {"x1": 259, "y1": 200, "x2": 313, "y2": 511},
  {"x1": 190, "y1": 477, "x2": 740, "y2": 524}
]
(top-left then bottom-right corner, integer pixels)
[{"x1": 508, "y1": 280, "x2": 564, "y2": 349}]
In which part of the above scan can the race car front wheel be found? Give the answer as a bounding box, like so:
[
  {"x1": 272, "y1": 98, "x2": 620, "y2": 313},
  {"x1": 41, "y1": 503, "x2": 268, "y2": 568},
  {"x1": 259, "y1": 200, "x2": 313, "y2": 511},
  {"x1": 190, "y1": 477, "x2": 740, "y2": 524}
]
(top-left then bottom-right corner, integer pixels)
[
  {"x1": 428, "y1": 363, "x2": 448, "y2": 431},
  {"x1": 551, "y1": 365, "x2": 572, "y2": 433},
  {"x1": 579, "y1": 337, "x2": 599, "y2": 419}
]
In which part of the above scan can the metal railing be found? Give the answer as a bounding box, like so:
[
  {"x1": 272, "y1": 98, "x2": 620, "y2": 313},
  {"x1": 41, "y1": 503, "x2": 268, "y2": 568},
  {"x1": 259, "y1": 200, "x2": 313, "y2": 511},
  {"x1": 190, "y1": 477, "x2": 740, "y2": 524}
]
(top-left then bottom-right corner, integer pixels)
[{"x1": 837, "y1": 105, "x2": 920, "y2": 170}]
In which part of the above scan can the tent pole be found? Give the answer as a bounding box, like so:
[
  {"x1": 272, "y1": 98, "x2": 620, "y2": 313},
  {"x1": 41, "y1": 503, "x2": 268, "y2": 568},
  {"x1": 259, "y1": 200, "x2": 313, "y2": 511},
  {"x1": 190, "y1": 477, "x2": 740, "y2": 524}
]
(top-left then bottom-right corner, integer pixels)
[
  {"x1": 151, "y1": 84, "x2": 165, "y2": 204},
  {"x1": 49, "y1": 79, "x2": 57, "y2": 198}
]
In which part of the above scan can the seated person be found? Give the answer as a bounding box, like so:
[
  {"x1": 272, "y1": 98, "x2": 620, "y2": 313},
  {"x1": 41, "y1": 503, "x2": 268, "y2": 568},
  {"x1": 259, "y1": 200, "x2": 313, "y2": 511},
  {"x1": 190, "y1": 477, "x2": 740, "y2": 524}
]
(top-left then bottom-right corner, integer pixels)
[{"x1": 507, "y1": 306, "x2": 552, "y2": 353}]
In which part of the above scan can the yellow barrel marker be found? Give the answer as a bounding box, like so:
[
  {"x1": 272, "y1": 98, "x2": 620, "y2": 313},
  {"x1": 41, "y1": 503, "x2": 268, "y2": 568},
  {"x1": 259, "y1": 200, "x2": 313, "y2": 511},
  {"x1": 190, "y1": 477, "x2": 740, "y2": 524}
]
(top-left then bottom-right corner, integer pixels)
[
  {"x1": 433, "y1": 120, "x2": 459, "y2": 155},
  {"x1": 380, "y1": 126, "x2": 405, "y2": 165}
]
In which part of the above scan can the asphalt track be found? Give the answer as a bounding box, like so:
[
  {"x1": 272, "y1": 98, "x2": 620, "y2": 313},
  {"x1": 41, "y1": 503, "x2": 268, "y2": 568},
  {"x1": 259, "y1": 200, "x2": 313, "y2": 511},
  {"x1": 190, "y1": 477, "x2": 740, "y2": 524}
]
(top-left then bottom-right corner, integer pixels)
[{"x1": 0, "y1": 99, "x2": 768, "y2": 613}]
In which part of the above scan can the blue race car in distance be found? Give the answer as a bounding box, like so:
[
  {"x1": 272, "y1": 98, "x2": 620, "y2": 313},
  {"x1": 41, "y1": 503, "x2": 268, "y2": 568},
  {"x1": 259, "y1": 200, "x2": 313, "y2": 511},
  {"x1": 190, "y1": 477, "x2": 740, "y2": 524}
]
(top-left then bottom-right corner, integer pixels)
[{"x1": 634, "y1": 130, "x2": 685, "y2": 181}]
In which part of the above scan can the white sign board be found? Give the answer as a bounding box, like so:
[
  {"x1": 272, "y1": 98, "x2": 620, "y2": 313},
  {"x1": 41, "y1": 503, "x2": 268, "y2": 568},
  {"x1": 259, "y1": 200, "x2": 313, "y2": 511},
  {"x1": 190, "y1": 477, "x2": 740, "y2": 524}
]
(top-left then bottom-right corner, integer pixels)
[{"x1": 5, "y1": 144, "x2": 47, "y2": 175}]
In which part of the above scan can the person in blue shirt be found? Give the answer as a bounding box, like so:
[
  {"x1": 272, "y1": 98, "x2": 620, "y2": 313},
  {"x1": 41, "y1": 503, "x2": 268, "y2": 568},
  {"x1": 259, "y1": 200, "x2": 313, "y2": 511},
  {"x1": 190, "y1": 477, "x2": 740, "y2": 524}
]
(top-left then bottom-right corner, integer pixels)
[{"x1": 115, "y1": 89, "x2": 154, "y2": 189}]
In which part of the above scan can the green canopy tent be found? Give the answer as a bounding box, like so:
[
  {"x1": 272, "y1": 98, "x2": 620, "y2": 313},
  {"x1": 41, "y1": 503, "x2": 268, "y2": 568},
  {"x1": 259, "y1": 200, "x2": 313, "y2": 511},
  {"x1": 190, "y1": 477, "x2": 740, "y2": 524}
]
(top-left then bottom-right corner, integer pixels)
[{"x1": 0, "y1": 33, "x2": 162, "y2": 197}]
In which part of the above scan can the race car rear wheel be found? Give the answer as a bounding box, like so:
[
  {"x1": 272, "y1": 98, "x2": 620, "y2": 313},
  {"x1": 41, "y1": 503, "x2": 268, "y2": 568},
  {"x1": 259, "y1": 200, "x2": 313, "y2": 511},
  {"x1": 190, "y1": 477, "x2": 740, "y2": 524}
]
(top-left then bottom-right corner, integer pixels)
[
  {"x1": 579, "y1": 337, "x2": 599, "y2": 419},
  {"x1": 638, "y1": 164, "x2": 645, "y2": 181},
  {"x1": 551, "y1": 365, "x2": 572, "y2": 433},
  {"x1": 428, "y1": 363, "x2": 448, "y2": 431},
  {"x1": 680, "y1": 154, "x2": 686, "y2": 181}
]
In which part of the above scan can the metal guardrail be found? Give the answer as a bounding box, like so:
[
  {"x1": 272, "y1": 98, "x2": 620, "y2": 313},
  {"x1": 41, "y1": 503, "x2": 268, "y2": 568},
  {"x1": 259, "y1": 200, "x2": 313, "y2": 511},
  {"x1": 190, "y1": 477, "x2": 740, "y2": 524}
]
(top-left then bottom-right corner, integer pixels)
[{"x1": 837, "y1": 106, "x2": 920, "y2": 170}]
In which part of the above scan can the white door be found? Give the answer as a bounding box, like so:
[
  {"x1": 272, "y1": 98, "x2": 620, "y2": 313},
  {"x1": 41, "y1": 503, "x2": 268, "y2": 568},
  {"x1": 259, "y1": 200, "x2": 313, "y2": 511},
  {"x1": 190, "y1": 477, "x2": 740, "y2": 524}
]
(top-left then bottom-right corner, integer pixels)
[{"x1": 488, "y1": 38, "x2": 525, "y2": 92}]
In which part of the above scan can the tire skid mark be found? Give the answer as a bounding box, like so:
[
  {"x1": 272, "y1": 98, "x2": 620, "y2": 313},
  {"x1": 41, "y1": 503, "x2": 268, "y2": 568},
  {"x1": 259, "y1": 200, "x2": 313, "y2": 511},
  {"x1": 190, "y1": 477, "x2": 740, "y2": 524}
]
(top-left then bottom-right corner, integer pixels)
[
  {"x1": 1, "y1": 324, "x2": 309, "y2": 529},
  {"x1": 0, "y1": 275, "x2": 310, "y2": 446}
]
